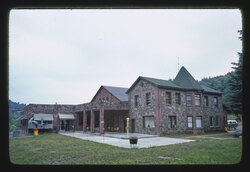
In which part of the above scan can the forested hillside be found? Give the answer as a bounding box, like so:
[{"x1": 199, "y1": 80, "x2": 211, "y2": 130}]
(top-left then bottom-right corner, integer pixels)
[
  {"x1": 9, "y1": 99, "x2": 26, "y2": 111},
  {"x1": 9, "y1": 100, "x2": 26, "y2": 132},
  {"x1": 200, "y1": 72, "x2": 232, "y2": 112}
]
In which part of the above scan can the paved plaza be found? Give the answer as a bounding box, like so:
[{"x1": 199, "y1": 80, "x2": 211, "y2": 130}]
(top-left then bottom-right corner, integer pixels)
[{"x1": 60, "y1": 131, "x2": 194, "y2": 149}]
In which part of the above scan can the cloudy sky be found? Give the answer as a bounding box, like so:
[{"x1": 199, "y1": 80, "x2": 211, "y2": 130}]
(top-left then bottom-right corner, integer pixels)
[{"x1": 9, "y1": 9, "x2": 242, "y2": 105}]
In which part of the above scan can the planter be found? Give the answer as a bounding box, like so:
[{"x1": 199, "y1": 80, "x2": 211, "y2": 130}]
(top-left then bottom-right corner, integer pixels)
[{"x1": 129, "y1": 136, "x2": 138, "y2": 144}]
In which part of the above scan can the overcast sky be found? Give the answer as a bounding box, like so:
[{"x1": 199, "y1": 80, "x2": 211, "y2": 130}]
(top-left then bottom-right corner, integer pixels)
[{"x1": 9, "y1": 9, "x2": 242, "y2": 105}]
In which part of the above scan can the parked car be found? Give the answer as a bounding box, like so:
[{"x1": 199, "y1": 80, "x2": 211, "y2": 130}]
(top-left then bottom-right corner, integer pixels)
[{"x1": 227, "y1": 120, "x2": 238, "y2": 130}]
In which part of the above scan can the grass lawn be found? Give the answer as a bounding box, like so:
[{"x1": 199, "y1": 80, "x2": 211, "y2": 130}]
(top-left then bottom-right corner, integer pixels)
[{"x1": 9, "y1": 132, "x2": 242, "y2": 165}]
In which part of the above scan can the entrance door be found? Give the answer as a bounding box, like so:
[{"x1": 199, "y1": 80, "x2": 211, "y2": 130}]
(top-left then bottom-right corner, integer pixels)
[
  {"x1": 123, "y1": 120, "x2": 126, "y2": 132},
  {"x1": 61, "y1": 120, "x2": 65, "y2": 130},
  {"x1": 131, "y1": 119, "x2": 135, "y2": 133}
]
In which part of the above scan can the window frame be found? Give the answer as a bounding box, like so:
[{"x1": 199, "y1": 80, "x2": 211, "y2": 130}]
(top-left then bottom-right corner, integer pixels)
[
  {"x1": 186, "y1": 95, "x2": 192, "y2": 106},
  {"x1": 204, "y1": 96, "x2": 209, "y2": 107},
  {"x1": 187, "y1": 116, "x2": 193, "y2": 128},
  {"x1": 134, "y1": 95, "x2": 139, "y2": 107},
  {"x1": 214, "y1": 116, "x2": 219, "y2": 126},
  {"x1": 169, "y1": 116, "x2": 177, "y2": 129},
  {"x1": 209, "y1": 116, "x2": 213, "y2": 127},
  {"x1": 143, "y1": 116, "x2": 155, "y2": 128},
  {"x1": 166, "y1": 92, "x2": 172, "y2": 105},
  {"x1": 214, "y1": 97, "x2": 219, "y2": 108},
  {"x1": 194, "y1": 94, "x2": 201, "y2": 106},
  {"x1": 175, "y1": 92, "x2": 181, "y2": 105},
  {"x1": 146, "y1": 92, "x2": 151, "y2": 106},
  {"x1": 195, "y1": 116, "x2": 202, "y2": 128}
]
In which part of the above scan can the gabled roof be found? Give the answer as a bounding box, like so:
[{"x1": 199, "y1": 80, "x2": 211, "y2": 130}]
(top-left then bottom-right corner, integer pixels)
[
  {"x1": 201, "y1": 85, "x2": 223, "y2": 94},
  {"x1": 126, "y1": 76, "x2": 181, "y2": 93},
  {"x1": 173, "y1": 66, "x2": 203, "y2": 90},
  {"x1": 91, "y1": 85, "x2": 128, "y2": 102},
  {"x1": 126, "y1": 66, "x2": 222, "y2": 95}
]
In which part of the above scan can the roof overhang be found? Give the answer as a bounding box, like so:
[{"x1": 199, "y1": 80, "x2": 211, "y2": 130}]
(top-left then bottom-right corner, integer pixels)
[
  {"x1": 34, "y1": 113, "x2": 53, "y2": 121},
  {"x1": 58, "y1": 113, "x2": 75, "y2": 120}
]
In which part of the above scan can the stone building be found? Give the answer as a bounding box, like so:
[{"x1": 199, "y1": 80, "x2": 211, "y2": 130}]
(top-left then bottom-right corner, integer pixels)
[
  {"x1": 127, "y1": 67, "x2": 224, "y2": 135},
  {"x1": 20, "y1": 66, "x2": 225, "y2": 135}
]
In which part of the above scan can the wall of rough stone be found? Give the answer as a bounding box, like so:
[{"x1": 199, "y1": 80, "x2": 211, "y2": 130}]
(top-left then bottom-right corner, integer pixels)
[
  {"x1": 202, "y1": 94, "x2": 224, "y2": 132},
  {"x1": 22, "y1": 80, "x2": 224, "y2": 135},
  {"x1": 128, "y1": 79, "x2": 225, "y2": 135},
  {"x1": 92, "y1": 87, "x2": 121, "y2": 105},
  {"x1": 128, "y1": 79, "x2": 159, "y2": 135}
]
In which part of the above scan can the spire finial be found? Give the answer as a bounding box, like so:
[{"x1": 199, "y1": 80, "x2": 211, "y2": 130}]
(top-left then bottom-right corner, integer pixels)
[{"x1": 177, "y1": 57, "x2": 180, "y2": 71}]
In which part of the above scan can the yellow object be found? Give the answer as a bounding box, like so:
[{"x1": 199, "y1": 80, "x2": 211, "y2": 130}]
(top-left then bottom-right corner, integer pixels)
[
  {"x1": 34, "y1": 128, "x2": 38, "y2": 136},
  {"x1": 224, "y1": 127, "x2": 228, "y2": 132}
]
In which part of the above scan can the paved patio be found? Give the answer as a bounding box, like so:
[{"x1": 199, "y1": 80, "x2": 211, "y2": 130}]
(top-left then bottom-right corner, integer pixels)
[{"x1": 60, "y1": 131, "x2": 194, "y2": 149}]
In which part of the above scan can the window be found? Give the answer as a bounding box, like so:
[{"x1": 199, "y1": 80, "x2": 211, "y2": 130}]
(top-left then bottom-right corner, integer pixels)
[
  {"x1": 187, "y1": 116, "x2": 193, "y2": 128},
  {"x1": 166, "y1": 92, "x2": 171, "y2": 104},
  {"x1": 209, "y1": 116, "x2": 213, "y2": 126},
  {"x1": 134, "y1": 95, "x2": 139, "y2": 107},
  {"x1": 204, "y1": 96, "x2": 209, "y2": 107},
  {"x1": 195, "y1": 116, "x2": 202, "y2": 128},
  {"x1": 169, "y1": 116, "x2": 177, "y2": 128},
  {"x1": 195, "y1": 94, "x2": 201, "y2": 106},
  {"x1": 186, "y1": 95, "x2": 192, "y2": 106},
  {"x1": 214, "y1": 116, "x2": 219, "y2": 126},
  {"x1": 143, "y1": 116, "x2": 155, "y2": 128},
  {"x1": 209, "y1": 116, "x2": 219, "y2": 127},
  {"x1": 175, "y1": 93, "x2": 181, "y2": 105},
  {"x1": 146, "y1": 93, "x2": 151, "y2": 106},
  {"x1": 214, "y1": 97, "x2": 218, "y2": 107}
]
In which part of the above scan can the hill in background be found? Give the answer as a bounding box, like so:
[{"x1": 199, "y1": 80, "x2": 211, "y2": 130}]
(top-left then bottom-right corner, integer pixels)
[{"x1": 9, "y1": 99, "x2": 26, "y2": 111}]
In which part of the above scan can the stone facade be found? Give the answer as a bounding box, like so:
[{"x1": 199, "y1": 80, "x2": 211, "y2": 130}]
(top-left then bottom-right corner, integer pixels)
[
  {"x1": 21, "y1": 67, "x2": 225, "y2": 135},
  {"x1": 21, "y1": 86, "x2": 129, "y2": 134},
  {"x1": 128, "y1": 79, "x2": 224, "y2": 135}
]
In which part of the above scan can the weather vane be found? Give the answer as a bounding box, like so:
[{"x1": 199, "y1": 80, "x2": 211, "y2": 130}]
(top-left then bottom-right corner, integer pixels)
[{"x1": 177, "y1": 57, "x2": 180, "y2": 71}]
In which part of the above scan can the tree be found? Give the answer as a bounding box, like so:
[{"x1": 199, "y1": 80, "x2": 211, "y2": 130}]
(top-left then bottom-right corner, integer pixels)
[{"x1": 227, "y1": 30, "x2": 243, "y2": 116}]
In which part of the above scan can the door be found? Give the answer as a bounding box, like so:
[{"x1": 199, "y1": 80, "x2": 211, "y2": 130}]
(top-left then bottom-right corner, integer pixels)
[{"x1": 131, "y1": 119, "x2": 135, "y2": 133}]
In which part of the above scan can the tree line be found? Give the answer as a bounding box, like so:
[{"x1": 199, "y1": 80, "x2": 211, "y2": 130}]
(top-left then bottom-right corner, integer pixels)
[{"x1": 200, "y1": 30, "x2": 242, "y2": 118}]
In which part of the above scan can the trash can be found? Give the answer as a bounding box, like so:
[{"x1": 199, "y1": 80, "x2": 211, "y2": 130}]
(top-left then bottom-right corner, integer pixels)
[{"x1": 34, "y1": 128, "x2": 38, "y2": 136}]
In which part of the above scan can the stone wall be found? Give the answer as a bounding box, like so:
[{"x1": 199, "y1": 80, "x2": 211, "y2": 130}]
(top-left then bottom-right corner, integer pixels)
[
  {"x1": 92, "y1": 87, "x2": 121, "y2": 105},
  {"x1": 128, "y1": 79, "x2": 159, "y2": 135},
  {"x1": 128, "y1": 79, "x2": 225, "y2": 135}
]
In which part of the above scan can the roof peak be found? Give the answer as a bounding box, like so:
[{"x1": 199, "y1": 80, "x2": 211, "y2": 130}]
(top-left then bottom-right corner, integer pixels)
[{"x1": 173, "y1": 66, "x2": 203, "y2": 90}]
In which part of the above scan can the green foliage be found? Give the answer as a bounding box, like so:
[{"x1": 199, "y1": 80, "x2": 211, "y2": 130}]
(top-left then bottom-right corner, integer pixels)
[
  {"x1": 200, "y1": 30, "x2": 242, "y2": 115},
  {"x1": 9, "y1": 99, "x2": 26, "y2": 132},
  {"x1": 9, "y1": 110, "x2": 21, "y2": 132},
  {"x1": 227, "y1": 52, "x2": 243, "y2": 115},
  {"x1": 200, "y1": 73, "x2": 232, "y2": 112},
  {"x1": 225, "y1": 30, "x2": 243, "y2": 115}
]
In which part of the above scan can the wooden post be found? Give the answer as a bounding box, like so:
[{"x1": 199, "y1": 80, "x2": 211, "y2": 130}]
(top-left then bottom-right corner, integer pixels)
[
  {"x1": 90, "y1": 110, "x2": 94, "y2": 133},
  {"x1": 100, "y1": 108, "x2": 104, "y2": 135},
  {"x1": 83, "y1": 111, "x2": 86, "y2": 133}
]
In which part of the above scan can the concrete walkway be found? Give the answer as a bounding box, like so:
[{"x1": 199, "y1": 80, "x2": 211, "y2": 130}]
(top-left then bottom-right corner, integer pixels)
[{"x1": 59, "y1": 131, "x2": 194, "y2": 149}]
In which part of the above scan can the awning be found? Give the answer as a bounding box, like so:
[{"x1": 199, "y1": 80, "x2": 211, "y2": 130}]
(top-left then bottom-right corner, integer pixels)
[
  {"x1": 58, "y1": 113, "x2": 75, "y2": 120},
  {"x1": 34, "y1": 113, "x2": 53, "y2": 121}
]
